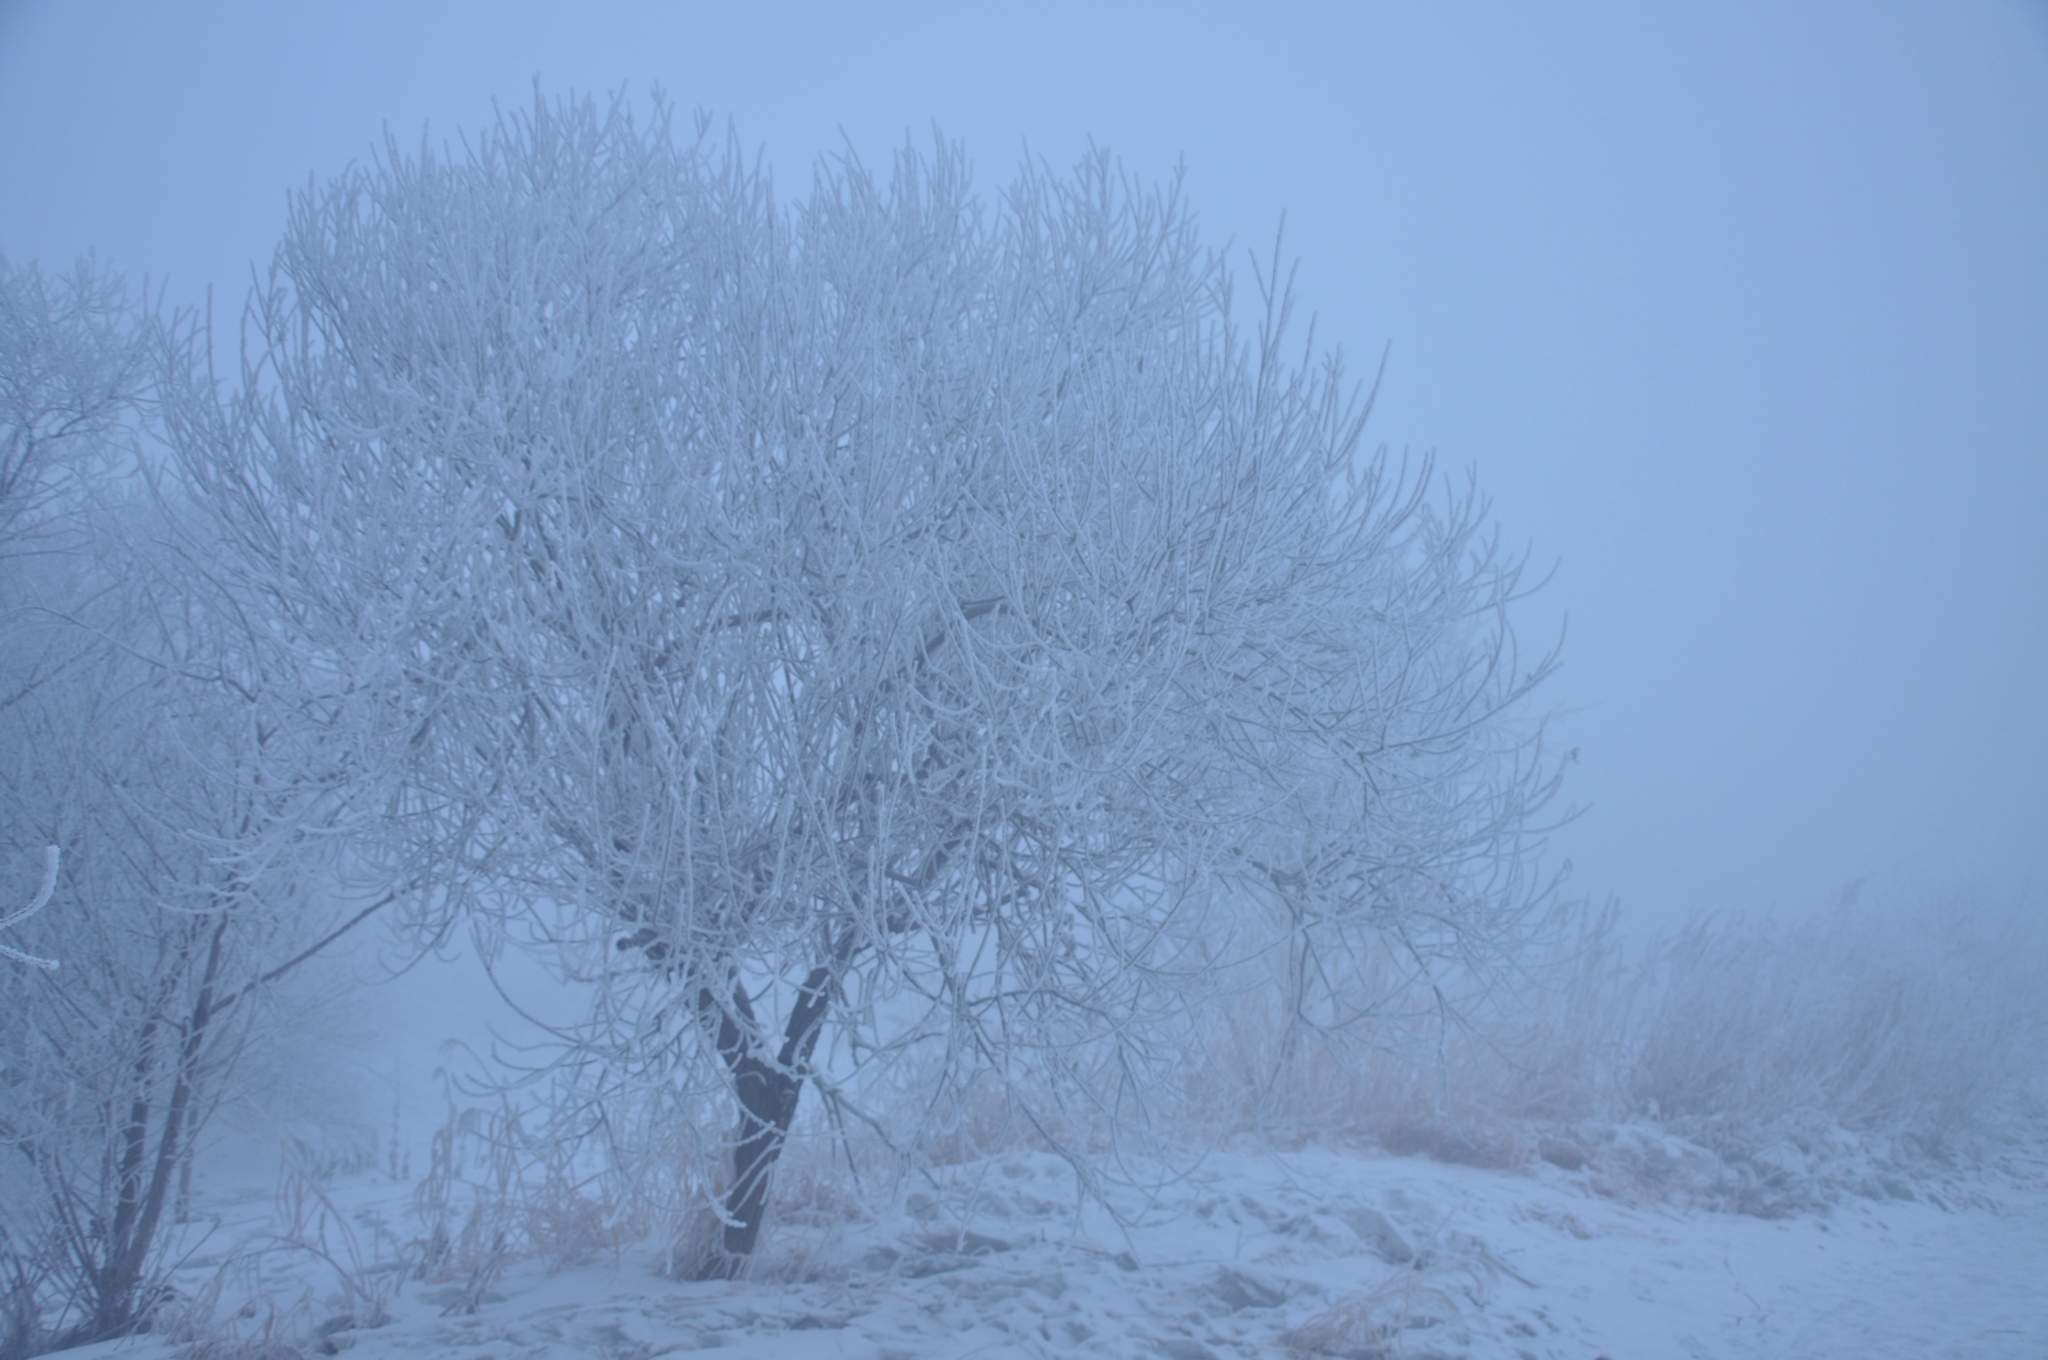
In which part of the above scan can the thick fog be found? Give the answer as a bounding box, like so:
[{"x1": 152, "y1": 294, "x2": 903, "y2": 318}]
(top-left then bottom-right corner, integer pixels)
[
  {"x1": 3, "y1": 9, "x2": 2046, "y2": 1354},
  {"x1": 4, "y1": 2, "x2": 2043, "y2": 930}
]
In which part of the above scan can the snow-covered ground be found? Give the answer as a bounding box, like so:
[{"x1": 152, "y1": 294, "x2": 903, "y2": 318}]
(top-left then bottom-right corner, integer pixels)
[{"x1": 85, "y1": 1128, "x2": 2047, "y2": 1360}]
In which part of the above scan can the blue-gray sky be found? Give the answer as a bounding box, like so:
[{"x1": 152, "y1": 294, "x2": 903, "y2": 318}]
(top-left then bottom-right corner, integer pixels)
[{"x1": 3, "y1": 1, "x2": 2044, "y2": 931}]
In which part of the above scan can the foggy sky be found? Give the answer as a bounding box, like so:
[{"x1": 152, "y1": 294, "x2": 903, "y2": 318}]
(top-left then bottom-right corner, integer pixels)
[{"x1": 3, "y1": 0, "x2": 2043, "y2": 932}]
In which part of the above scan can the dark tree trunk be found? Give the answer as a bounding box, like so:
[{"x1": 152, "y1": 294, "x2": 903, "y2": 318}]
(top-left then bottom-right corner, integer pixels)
[
  {"x1": 695, "y1": 964, "x2": 834, "y2": 1279},
  {"x1": 69, "y1": 916, "x2": 229, "y2": 1347}
]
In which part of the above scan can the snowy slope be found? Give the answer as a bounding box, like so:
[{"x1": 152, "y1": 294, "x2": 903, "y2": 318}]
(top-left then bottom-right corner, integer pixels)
[{"x1": 90, "y1": 1134, "x2": 2047, "y2": 1360}]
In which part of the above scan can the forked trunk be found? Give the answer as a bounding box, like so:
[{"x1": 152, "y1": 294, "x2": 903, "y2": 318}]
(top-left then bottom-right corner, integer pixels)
[{"x1": 696, "y1": 964, "x2": 834, "y2": 1279}]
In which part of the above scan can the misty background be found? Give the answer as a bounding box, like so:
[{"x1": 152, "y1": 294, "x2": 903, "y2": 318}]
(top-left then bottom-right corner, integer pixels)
[{"x1": 5, "y1": 2, "x2": 2042, "y2": 940}]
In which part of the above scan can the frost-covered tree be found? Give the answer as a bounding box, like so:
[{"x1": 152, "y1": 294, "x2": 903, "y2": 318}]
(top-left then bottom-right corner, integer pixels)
[
  {"x1": 171, "y1": 93, "x2": 1563, "y2": 1275},
  {"x1": 0, "y1": 251, "x2": 384, "y2": 1353}
]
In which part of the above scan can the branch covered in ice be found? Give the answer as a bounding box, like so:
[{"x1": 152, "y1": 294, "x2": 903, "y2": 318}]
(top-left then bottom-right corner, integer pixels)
[{"x1": 0, "y1": 843, "x2": 59, "y2": 970}]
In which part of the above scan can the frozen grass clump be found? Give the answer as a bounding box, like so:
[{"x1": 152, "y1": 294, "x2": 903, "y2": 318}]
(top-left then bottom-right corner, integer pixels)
[
  {"x1": 1612, "y1": 883, "x2": 2048, "y2": 1205},
  {"x1": 1166, "y1": 881, "x2": 2046, "y2": 1214}
]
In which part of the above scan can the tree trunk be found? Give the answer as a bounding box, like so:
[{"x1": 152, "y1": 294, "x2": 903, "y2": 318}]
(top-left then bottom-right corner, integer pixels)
[
  {"x1": 696, "y1": 965, "x2": 834, "y2": 1279},
  {"x1": 75, "y1": 916, "x2": 229, "y2": 1345}
]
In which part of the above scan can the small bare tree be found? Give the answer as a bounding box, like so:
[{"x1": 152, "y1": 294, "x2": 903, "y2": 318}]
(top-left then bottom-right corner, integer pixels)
[{"x1": 172, "y1": 92, "x2": 1564, "y2": 1275}]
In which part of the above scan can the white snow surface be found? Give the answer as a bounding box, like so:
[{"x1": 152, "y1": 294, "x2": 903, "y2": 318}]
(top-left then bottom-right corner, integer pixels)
[{"x1": 77, "y1": 1134, "x2": 2048, "y2": 1360}]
